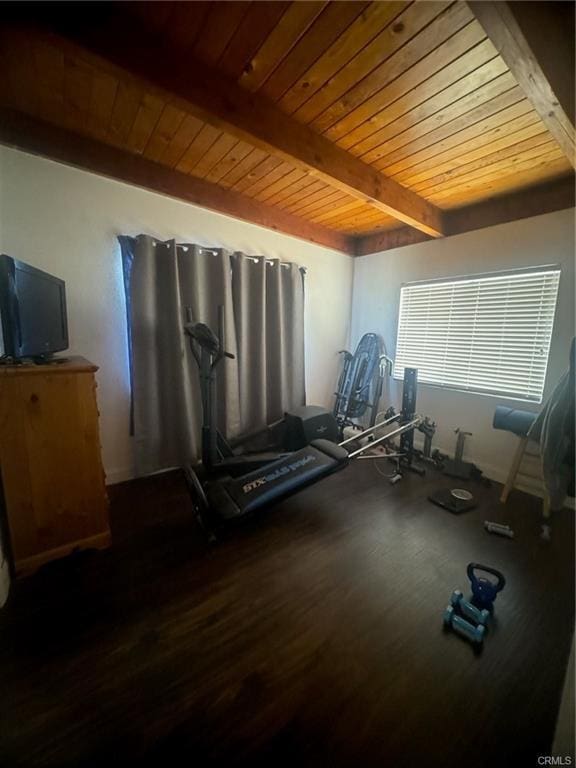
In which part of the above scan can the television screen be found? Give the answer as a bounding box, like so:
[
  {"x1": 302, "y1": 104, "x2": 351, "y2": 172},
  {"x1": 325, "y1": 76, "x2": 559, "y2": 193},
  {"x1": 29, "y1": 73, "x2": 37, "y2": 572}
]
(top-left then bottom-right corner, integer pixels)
[{"x1": 0, "y1": 255, "x2": 68, "y2": 360}]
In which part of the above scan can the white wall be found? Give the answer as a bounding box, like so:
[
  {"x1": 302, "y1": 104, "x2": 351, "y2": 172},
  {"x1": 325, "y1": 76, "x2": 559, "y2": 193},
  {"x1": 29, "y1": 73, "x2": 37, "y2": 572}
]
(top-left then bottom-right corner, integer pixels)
[
  {"x1": 351, "y1": 208, "x2": 575, "y2": 486},
  {"x1": 0, "y1": 144, "x2": 572, "y2": 492},
  {"x1": 0, "y1": 146, "x2": 354, "y2": 484}
]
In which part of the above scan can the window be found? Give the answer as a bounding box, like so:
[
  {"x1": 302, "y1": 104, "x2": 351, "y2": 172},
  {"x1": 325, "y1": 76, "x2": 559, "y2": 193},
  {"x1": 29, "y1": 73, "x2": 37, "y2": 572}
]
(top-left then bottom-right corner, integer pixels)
[{"x1": 393, "y1": 267, "x2": 561, "y2": 403}]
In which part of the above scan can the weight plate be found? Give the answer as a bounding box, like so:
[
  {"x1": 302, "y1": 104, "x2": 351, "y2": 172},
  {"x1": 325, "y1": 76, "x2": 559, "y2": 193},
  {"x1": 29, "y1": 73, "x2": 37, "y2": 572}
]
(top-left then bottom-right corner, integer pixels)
[{"x1": 451, "y1": 488, "x2": 473, "y2": 501}]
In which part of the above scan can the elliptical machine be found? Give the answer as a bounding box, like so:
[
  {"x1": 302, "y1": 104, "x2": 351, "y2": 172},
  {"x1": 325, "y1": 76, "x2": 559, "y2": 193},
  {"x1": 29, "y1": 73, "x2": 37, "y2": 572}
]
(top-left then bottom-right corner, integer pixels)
[{"x1": 183, "y1": 306, "x2": 339, "y2": 477}]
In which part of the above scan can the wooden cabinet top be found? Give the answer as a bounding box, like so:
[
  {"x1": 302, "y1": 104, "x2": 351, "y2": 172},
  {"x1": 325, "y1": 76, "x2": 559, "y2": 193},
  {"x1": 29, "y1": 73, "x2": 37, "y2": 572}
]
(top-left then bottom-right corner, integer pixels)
[{"x1": 0, "y1": 356, "x2": 98, "y2": 376}]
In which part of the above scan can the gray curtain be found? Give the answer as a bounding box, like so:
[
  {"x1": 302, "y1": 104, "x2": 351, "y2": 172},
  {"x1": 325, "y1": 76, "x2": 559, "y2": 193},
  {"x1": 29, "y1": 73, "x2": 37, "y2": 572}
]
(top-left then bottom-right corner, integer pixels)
[
  {"x1": 231, "y1": 253, "x2": 305, "y2": 436},
  {"x1": 119, "y1": 235, "x2": 305, "y2": 476}
]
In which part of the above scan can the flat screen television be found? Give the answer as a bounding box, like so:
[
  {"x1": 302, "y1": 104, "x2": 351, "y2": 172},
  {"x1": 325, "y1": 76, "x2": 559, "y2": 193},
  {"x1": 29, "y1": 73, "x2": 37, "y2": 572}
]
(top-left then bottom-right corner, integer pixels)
[{"x1": 0, "y1": 254, "x2": 68, "y2": 360}]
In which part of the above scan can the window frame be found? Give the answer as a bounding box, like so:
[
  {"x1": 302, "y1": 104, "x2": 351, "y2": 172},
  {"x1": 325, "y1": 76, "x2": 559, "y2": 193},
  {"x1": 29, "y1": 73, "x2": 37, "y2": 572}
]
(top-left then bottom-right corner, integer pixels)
[{"x1": 392, "y1": 265, "x2": 561, "y2": 404}]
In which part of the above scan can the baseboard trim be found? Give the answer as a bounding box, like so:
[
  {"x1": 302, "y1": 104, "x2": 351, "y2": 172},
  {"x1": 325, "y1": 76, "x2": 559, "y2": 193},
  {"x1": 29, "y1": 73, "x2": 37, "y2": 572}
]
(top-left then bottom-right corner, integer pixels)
[
  {"x1": 105, "y1": 468, "x2": 136, "y2": 485},
  {"x1": 105, "y1": 465, "x2": 181, "y2": 486},
  {"x1": 15, "y1": 530, "x2": 111, "y2": 577}
]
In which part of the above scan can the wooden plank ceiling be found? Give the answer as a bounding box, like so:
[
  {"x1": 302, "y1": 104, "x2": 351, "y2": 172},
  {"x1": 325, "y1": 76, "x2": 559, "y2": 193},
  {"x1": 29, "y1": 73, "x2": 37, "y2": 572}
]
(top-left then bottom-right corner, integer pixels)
[{"x1": 0, "y1": 1, "x2": 573, "y2": 254}]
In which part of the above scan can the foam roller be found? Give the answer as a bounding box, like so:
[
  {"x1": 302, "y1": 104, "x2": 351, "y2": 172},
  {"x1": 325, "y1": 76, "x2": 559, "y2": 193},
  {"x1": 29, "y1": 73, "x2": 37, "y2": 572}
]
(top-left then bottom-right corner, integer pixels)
[{"x1": 492, "y1": 406, "x2": 537, "y2": 437}]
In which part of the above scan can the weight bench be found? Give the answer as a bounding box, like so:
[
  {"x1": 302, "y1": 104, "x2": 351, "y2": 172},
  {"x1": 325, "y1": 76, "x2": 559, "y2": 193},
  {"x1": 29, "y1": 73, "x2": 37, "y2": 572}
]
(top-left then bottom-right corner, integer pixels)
[{"x1": 206, "y1": 439, "x2": 349, "y2": 520}]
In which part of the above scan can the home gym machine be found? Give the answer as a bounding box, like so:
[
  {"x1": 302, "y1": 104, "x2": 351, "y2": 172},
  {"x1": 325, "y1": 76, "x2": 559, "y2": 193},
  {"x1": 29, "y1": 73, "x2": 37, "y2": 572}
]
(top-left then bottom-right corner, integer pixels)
[
  {"x1": 339, "y1": 367, "x2": 433, "y2": 481},
  {"x1": 185, "y1": 407, "x2": 423, "y2": 537},
  {"x1": 183, "y1": 315, "x2": 429, "y2": 536},
  {"x1": 184, "y1": 307, "x2": 339, "y2": 478}
]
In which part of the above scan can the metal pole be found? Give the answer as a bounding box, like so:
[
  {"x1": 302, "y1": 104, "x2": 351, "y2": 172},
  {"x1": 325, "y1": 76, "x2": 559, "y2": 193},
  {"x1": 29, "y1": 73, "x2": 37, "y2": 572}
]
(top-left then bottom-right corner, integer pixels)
[
  {"x1": 348, "y1": 417, "x2": 422, "y2": 459},
  {"x1": 355, "y1": 453, "x2": 404, "y2": 460},
  {"x1": 339, "y1": 412, "x2": 399, "y2": 447}
]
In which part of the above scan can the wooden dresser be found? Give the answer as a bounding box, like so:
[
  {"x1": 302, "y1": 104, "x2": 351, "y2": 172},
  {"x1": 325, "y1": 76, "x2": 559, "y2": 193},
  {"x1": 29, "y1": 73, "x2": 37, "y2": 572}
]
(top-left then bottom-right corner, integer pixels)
[{"x1": 0, "y1": 357, "x2": 110, "y2": 576}]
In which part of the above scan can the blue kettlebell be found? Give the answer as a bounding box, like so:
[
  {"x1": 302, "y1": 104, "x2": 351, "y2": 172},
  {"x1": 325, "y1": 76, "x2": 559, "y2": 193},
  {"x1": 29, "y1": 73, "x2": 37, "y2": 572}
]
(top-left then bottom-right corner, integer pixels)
[{"x1": 467, "y1": 563, "x2": 506, "y2": 611}]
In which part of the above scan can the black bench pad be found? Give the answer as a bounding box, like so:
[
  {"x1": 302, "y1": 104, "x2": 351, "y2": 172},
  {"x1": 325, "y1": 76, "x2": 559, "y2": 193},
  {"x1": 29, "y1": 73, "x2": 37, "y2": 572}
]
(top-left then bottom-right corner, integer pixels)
[{"x1": 206, "y1": 439, "x2": 349, "y2": 520}]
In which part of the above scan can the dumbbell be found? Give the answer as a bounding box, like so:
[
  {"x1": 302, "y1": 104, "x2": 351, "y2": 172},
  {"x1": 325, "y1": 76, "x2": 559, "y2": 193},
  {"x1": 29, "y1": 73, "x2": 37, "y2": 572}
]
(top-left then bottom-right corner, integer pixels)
[
  {"x1": 450, "y1": 590, "x2": 490, "y2": 626},
  {"x1": 484, "y1": 521, "x2": 514, "y2": 539},
  {"x1": 443, "y1": 605, "x2": 485, "y2": 645}
]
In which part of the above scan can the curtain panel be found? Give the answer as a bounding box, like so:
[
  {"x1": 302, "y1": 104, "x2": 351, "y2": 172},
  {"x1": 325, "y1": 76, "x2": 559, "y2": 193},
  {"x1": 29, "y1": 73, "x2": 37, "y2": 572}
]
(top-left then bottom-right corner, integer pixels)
[{"x1": 119, "y1": 235, "x2": 305, "y2": 476}]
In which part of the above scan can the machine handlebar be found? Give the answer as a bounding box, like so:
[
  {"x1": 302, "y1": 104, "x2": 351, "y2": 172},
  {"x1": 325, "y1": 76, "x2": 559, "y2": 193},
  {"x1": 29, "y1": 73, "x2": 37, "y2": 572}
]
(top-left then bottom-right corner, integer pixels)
[{"x1": 184, "y1": 306, "x2": 236, "y2": 365}]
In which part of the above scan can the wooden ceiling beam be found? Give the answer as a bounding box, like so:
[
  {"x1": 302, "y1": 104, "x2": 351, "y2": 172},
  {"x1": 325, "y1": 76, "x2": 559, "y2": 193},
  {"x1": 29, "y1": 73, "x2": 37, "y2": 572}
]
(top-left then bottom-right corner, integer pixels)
[
  {"x1": 355, "y1": 228, "x2": 432, "y2": 256},
  {"x1": 356, "y1": 174, "x2": 575, "y2": 255},
  {"x1": 0, "y1": 108, "x2": 355, "y2": 255},
  {"x1": 468, "y1": 1, "x2": 575, "y2": 168},
  {"x1": 445, "y1": 174, "x2": 575, "y2": 235},
  {"x1": 8, "y1": 15, "x2": 445, "y2": 238}
]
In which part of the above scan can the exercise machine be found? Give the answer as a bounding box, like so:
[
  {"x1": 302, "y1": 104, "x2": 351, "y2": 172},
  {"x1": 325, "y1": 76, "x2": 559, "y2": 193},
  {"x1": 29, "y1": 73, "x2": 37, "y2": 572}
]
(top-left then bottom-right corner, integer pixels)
[
  {"x1": 184, "y1": 346, "x2": 428, "y2": 536},
  {"x1": 333, "y1": 333, "x2": 393, "y2": 438},
  {"x1": 366, "y1": 368, "x2": 435, "y2": 480},
  {"x1": 184, "y1": 307, "x2": 338, "y2": 477},
  {"x1": 186, "y1": 410, "x2": 422, "y2": 535}
]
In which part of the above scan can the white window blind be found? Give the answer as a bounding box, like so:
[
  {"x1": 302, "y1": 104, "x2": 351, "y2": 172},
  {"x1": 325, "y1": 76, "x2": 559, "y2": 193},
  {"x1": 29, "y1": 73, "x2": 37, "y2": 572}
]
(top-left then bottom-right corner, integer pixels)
[{"x1": 393, "y1": 267, "x2": 561, "y2": 403}]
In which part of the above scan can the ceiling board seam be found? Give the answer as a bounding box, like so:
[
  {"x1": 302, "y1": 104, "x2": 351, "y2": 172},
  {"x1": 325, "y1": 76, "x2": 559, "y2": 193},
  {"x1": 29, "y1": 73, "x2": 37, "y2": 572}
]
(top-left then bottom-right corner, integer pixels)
[
  {"x1": 407, "y1": 132, "x2": 559, "y2": 192},
  {"x1": 239, "y1": 2, "x2": 329, "y2": 93},
  {"x1": 216, "y1": 1, "x2": 264, "y2": 72},
  {"x1": 418, "y1": 143, "x2": 565, "y2": 196},
  {"x1": 389, "y1": 112, "x2": 543, "y2": 181},
  {"x1": 357, "y1": 72, "x2": 517, "y2": 165},
  {"x1": 373, "y1": 87, "x2": 526, "y2": 171},
  {"x1": 331, "y1": 21, "x2": 491, "y2": 150},
  {"x1": 313, "y1": 0, "x2": 467, "y2": 136},
  {"x1": 284, "y1": 0, "x2": 410, "y2": 118},
  {"x1": 265, "y1": 1, "x2": 371, "y2": 103},
  {"x1": 164, "y1": 114, "x2": 205, "y2": 170},
  {"x1": 137, "y1": 98, "x2": 167, "y2": 157},
  {"x1": 346, "y1": 51, "x2": 505, "y2": 157}
]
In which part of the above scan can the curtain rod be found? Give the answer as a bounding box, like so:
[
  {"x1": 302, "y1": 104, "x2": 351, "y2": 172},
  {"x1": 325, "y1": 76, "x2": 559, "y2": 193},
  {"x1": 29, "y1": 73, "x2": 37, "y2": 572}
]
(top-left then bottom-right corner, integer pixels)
[{"x1": 148, "y1": 238, "x2": 306, "y2": 273}]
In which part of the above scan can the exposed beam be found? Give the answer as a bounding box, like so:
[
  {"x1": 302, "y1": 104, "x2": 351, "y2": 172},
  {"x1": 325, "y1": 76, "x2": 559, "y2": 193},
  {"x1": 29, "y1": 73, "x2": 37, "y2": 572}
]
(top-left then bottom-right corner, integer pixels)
[
  {"x1": 468, "y1": 1, "x2": 575, "y2": 168},
  {"x1": 356, "y1": 175, "x2": 575, "y2": 255},
  {"x1": 0, "y1": 109, "x2": 355, "y2": 255},
  {"x1": 6, "y1": 16, "x2": 445, "y2": 238},
  {"x1": 354, "y1": 228, "x2": 432, "y2": 256},
  {"x1": 446, "y1": 174, "x2": 575, "y2": 237},
  {"x1": 2, "y1": 109, "x2": 572, "y2": 260}
]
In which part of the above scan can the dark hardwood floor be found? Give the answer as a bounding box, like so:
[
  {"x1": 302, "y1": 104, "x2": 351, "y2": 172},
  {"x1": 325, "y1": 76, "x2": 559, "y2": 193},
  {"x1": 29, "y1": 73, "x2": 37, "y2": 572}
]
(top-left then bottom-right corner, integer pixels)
[{"x1": 0, "y1": 462, "x2": 574, "y2": 767}]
